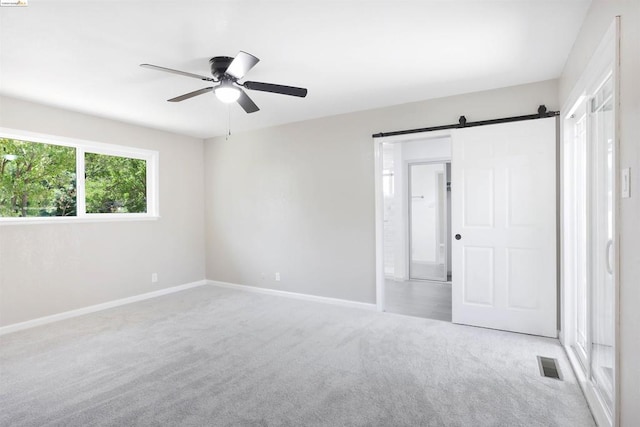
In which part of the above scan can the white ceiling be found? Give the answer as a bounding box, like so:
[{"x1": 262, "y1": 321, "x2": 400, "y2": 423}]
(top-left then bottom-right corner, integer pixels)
[{"x1": 0, "y1": 1, "x2": 591, "y2": 139}]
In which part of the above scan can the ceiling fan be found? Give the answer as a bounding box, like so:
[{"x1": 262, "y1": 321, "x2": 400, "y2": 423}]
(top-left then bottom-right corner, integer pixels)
[{"x1": 140, "y1": 51, "x2": 307, "y2": 113}]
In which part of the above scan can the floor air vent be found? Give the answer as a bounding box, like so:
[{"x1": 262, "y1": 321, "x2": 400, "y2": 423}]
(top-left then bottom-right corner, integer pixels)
[{"x1": 537, "y1": 356, "x2": 562, "y2": 380}]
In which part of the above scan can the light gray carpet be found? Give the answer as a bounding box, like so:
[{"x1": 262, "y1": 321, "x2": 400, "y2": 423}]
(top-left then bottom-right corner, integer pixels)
[{"x1": 0, "y1": 285, "x2": 594, "y2": 426}]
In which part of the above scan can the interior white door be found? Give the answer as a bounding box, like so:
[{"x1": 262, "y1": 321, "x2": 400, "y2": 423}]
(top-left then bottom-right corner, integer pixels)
[{"x1": 451, "y1": 117, "x2": 557, "y2": 337}]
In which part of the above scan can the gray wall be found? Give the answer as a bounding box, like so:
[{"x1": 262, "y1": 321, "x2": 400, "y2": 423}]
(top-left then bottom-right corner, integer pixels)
[
  {"x1": 204, "y1": 80, "x2": 559, "y2": 303},
  {"x1": 559, "y1": 1, "x2": 640, "y2": 424},
  {"x1": 0, "y1": 96, "x2": 206, "y2": 326}
]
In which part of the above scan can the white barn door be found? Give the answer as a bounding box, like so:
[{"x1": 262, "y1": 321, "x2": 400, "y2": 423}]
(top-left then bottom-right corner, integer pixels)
[{"x1": 451, "y1": 118, "x2": 557, "y2": 337}]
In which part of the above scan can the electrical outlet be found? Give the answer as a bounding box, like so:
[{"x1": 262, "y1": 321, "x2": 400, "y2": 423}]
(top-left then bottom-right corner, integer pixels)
[
  {"x1": 275, "y1": 272, "x2": 281, "y2": 281},
  {"x1": 151, "y1": 273, "x2": 158, "y2": 283}
]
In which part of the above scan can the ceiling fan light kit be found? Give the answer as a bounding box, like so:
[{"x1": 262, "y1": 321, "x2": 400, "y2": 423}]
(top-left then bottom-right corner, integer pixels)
[
  {"x1": 214, "y1": 82, "x2": 240, "y2": 103},
  {"x1": 140, "y1": 51, "x2": 307, "y2": 113}
]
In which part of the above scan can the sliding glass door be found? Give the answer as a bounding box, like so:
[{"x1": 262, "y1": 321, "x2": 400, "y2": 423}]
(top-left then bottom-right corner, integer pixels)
[
  {"x1": 590, "y1": 76, "x2": 615, "y2": 410},
  {"x1": 566, "y1": 99, "x2": 590, "y2": 368},
  {"x1": 563, "y1": 71, "x2": 616, "y2": 423}
]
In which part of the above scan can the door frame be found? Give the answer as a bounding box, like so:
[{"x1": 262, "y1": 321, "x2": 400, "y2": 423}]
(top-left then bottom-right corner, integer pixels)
[
  {"x1": 560, "y1": 18, "x2": 620, "y2": 427},
  {"x1": 373, "y1": 130, "x2": 452, "y2": 311}
]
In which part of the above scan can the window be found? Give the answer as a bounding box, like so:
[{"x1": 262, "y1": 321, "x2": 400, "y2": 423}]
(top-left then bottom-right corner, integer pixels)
[
  {"x1": 85, "y1": 153, "x2": 147, "y2": 214},
  {"x1": 1, "y1": 138, "x2": 76, "y2": 217},
  {"x1": 0, "y1": 128, "x2": 158, "y2": 222}
]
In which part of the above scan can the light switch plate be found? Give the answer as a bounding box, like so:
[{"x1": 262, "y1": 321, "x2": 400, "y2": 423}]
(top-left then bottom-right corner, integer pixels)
[{"x1": 621, "y1": 168, "x2": 630, "y2": 198}]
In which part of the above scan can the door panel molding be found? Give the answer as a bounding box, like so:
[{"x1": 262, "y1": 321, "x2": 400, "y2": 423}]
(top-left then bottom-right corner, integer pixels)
[{"x1": 452, "y1": 117, "x2": 557, "y2": 338}]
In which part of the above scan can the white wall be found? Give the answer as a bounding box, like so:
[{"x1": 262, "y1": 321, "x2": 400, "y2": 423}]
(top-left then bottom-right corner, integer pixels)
[
  {"x1": 400, "y1": 137, "x2": 452, "y2": 160},
  {"x1": 0, "y1": 96, "x2": 206, "y2": 326},
  {"x1": 204, "y1": 79, "x2": 559, "y2": 303},
  {"x1": 559, "y1": 2, "x2": 640, "y2": 425}
]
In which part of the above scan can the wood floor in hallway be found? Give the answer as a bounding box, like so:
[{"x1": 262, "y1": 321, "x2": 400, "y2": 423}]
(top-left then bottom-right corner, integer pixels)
[{"x1": 384, "y1": 279, "x2": 452, "y2": 321}]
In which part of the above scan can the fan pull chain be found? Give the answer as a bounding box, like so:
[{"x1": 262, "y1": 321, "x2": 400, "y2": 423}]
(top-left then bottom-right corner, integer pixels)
[{"x1": 226, "y1": 106, "x2": 232, "y2": 141}]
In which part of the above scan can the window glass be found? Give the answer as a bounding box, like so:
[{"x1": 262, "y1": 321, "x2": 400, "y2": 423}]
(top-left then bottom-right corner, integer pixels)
[
  {"x1": 0, "y1": 138, "x2": 76, "y2": 217},
  {"x1": 85, "y1": 152, "x2": 147, "y2": 214},
  {"x1": 0, "y1": 130, "x2": 157, "y2": 222}
]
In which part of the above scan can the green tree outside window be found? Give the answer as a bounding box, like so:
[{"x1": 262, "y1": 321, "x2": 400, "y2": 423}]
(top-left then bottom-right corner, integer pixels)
[
  {"x1": 0, "y1": 138, "x2": 76, "y2": 217},
  {"x1": 85, "y1": 152, "x2": 147, "y2": 214}
]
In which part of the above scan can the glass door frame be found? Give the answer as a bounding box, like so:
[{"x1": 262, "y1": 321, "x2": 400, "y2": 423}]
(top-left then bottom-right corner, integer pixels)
[
  {"x1": 589, "y1": 74, "x2": 615, "y2": 412},
  {"x1": 564, "y1": 98, "x2": 591, "y2": 373},
  {"x1": 560, "y1": 18, "x2": 620, "y2": 427}
]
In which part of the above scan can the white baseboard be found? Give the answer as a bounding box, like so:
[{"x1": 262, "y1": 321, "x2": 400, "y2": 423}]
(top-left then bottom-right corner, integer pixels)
[
  {"x1": 208, "y1": 280, "x2": 377, "y2": 311},
  {"x1": 0, "y1": 279, "x2": 375, "y2": 336},
  {"x1": 0, "y1": 280, "x2": 207, "y2": 336}
]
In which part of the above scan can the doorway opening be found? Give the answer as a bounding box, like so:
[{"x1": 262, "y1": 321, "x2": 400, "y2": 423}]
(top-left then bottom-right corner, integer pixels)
[{"x1": 378, "y1": 135, "x2": 452, "y2": 321}]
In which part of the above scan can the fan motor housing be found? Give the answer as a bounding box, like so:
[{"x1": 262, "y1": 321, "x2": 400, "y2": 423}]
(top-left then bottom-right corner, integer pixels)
[{"x1": 209, "y1": 56, "x2": 234, "y2": 79}]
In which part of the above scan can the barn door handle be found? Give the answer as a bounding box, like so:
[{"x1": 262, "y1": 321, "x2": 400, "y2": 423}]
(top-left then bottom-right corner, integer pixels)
[{"x1": 455, "y1": 234, "x2": 462, "y2": 240}]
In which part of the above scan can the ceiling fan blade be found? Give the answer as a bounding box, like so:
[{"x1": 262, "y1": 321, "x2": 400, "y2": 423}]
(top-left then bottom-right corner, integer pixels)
[
  {"x1": 226, "y1": 51, "x2": 260, "y2": 80},
  {"x1": 243, "y1": 81, "x2": 307, "y2": 98},
  {"x1": 167, "y1": 87, "x2": 214, "y2": 102},
  {"x1": 237, "y1": 89, "x2": 260, "y2": 113},
  {"x1": 140, "y1": 64, "x2": 214, "y2": 81}
]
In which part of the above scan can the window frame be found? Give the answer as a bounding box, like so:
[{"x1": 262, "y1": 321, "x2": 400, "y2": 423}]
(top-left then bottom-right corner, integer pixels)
[{"x1": 0, "y1": 127, "x2": 159, "y2": 224}]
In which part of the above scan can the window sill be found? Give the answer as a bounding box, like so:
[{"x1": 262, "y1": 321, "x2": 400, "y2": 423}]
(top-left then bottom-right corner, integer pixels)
[{"x1": 0, "y1": 215, "x2": 160, "y2": 226}]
